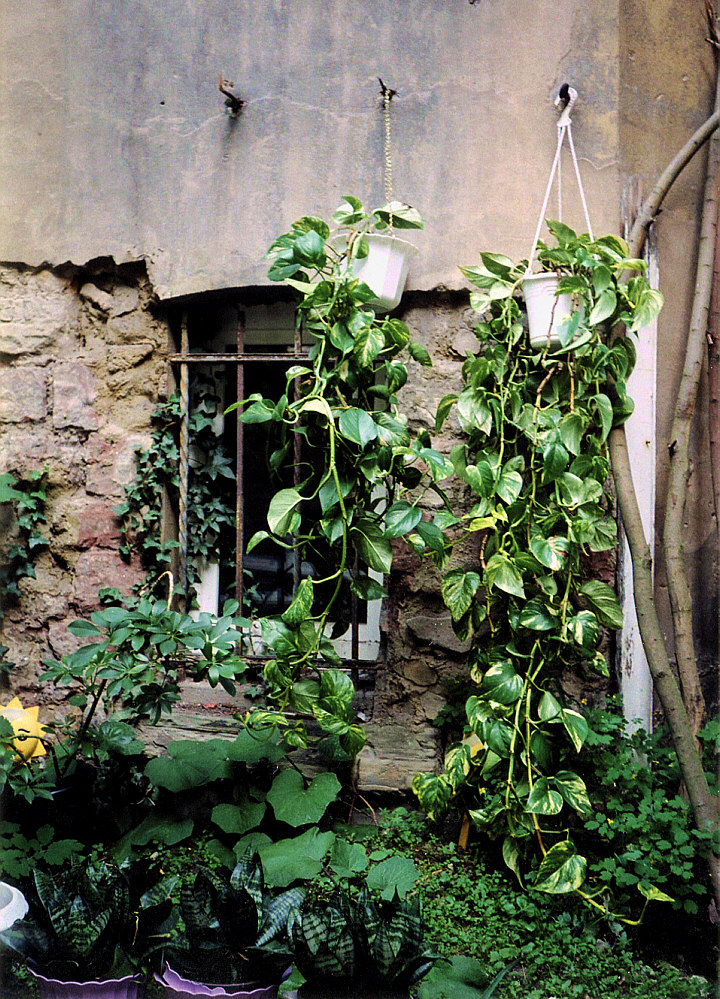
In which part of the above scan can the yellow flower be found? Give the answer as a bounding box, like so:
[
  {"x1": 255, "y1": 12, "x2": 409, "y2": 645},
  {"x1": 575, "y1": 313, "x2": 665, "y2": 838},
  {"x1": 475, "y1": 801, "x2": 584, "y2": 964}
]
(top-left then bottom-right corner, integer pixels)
[{"x1": 0, "y1": 697, "x2": 47, "y2": 762}]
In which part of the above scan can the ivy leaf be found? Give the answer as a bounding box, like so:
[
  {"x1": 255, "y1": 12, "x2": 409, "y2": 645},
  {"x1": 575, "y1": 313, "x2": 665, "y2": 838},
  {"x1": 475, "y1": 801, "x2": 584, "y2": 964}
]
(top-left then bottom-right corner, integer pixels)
[
  {"x1": 588, "y1": 288, "x2": 617, "y2": 326},
  {"x1": 385, "y1": 501, "x2": 422, "y2": 538},
  {"x1": 338, "y1": 408, "x2": 378, "y2": 447},
  {"x1": 441, "y1": 568, "x2": 482, "y2": 620},
  {"x1": 533, "y1": 841, "x2": 587, "y2": 894},
  {"x1": 267, "y1": 769, "x2": 341, "y2": 827},
  {"x1": 282, "y1": 578, "x2": 314, "y2": 627},
  {"x1": 591, "y1": 393, "x2": 614, "y2": 441},
  {"x1": 267, "y1": 488, "x2": 303, "y2": 535},
  {"x1": 561, "y1": 709, "x2": 589, "y2": 752},
  {"x1": 525, "y1": 778, "x2": 563, "y2": 815},
  {"x1": 457, "y1": 390, "x2": 492, "y2": 436},
  {"x1": 484, "y1": 553, "x2": 525, "y2": 598},
  {"x1": 408, "y1": 341, "x2": 432, "y2": 366},
  {"x1": 480, "y1": 660, "x2": 523, "y2": 706},
  {"x1": 496, "y1": 465, "x2": 523, "y2": 505},
  {"x1": 580, "y1": 580, "x2": 623, "y2": 629},
  {"x1": 351, "y1": 520, "x2": 392, "y2": 573},
  {"x1": 529, "y1": 534, "x2": 569, "y2": 571},
  {"x1": 567, "y1": 609, "x2": 599, "y2": 650},
  {"x1": 542, "y1": 441, "x2": 569, "y2": 484},
  {"x1": 554, "y1": 771, "x2": 592, "y2": 816},
  {"x1": 435, "y1": 393, "x2": 458, "y2": 433}
]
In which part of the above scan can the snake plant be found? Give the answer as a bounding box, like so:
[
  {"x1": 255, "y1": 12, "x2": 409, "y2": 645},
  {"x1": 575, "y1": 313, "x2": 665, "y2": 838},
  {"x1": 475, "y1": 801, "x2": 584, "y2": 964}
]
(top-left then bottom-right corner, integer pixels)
[
  {"x1": 164, "y1": 852, "x2": 304, "y2": 985},
  {"x1": 288, "y1": 886, "x2": 435, "y2": 990}
]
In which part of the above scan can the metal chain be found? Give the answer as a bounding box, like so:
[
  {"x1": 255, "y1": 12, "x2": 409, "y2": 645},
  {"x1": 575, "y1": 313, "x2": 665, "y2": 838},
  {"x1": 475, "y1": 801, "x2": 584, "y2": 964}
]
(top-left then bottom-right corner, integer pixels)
[{"x1": 383, "y1": 89, "x2": 394, "y2": 231}]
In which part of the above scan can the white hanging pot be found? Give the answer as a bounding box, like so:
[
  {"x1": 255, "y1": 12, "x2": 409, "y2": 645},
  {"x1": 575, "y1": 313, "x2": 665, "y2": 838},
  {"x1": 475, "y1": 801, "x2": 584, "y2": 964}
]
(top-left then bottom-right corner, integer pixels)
[
  {"x1": 521, "y1": 272, "x2": 576, "y2": 348},
  {"x1": 331, "y1": 232, "x2": 417, "y2": 313}
]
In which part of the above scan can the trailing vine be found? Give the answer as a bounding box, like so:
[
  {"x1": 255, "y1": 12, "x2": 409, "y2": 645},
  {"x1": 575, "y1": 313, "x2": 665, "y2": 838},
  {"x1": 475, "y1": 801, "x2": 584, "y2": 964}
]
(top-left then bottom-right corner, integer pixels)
[
  {"x1": 0, "y1": 470, "x2": 49, "y2": 673},
  {"x1": 410, "y1": 222, "x2": 665, "y2": 911},
  {"x1": 115, "y1": 374, "x2": 236, "y2": 604},
  {"x1": 231, "y1": 197, "x2": 446, "y2": 757}
]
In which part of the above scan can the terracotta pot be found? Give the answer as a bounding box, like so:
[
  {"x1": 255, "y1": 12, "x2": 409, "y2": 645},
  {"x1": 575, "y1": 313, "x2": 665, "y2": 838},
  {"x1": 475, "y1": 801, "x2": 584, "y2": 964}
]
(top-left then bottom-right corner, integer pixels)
[{"x1": 28, "y1": 965, "x2": 143, "y2": 999}]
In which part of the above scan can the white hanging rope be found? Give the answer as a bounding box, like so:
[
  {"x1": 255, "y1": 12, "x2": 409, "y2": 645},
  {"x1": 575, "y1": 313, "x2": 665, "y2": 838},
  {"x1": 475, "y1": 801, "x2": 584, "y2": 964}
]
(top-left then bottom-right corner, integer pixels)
[{"x1": 525, "y1": 86, "x2": 594, "y2": 276}]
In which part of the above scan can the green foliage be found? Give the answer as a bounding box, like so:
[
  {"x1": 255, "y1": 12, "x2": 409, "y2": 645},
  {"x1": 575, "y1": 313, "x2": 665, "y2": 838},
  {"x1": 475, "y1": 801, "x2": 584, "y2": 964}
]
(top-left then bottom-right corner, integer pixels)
[
  {"x1": 569, "y1": 701, "x2": 714, "y2": 915},
  {"x1": 0, "y1": 470, "x2": 49, "y2": 650},
  {"x1": 115, "y1": 375, "x2": 236, "y2": 604},
  {"x1": 165, "y1": 853, "x2": 303, "y2": 985},
  {"x1": 413, "y1": 224, "x2": 665, "y2": 903},
  {"x1": 0, "y1": 822, "x2": 84, "y2": 881},
  {"x1": 231, "y1": 198, "x2": 434, "y2": 755},
  {"x1": 0, "y1": 860, "x2": 176, "y2": 980}
]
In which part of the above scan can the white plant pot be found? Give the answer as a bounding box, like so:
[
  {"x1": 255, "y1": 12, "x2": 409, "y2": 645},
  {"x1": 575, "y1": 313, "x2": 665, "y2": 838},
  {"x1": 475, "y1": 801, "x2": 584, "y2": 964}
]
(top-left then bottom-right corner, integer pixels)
[
  {"x1": 339, "y1": 233, "x2": 417, "y2": 312},
  {"x1": 521, "y1": 272, "x2": 575, "y2": 348},
  {"x1": 0, "y1": 881, "x2": 27, "y2": 931}
]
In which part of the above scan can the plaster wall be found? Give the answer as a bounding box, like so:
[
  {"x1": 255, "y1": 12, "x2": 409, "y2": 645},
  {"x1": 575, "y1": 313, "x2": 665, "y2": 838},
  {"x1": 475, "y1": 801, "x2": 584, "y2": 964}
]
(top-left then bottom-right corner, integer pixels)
[{"x1": 0, "y1": 1, "x2": 623, "y2": 298}]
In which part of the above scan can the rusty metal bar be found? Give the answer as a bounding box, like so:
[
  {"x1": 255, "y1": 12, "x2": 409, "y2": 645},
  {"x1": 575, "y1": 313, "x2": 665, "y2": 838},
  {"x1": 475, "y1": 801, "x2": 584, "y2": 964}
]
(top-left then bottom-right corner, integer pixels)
[
  {"x1": 169, "y1": 352, "x2": 308, "y2": 364},
  {"x1": 177, "y1": 315, "x2": 190, "y2": 608},
  {"x1": 235, "y1": 310, "x2": 246, "y2": 610}
]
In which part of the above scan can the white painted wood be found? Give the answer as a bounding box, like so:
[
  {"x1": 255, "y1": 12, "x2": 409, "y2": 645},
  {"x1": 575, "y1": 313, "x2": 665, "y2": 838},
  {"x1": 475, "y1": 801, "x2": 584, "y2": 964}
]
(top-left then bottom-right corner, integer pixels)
[{"x1": 617, "y1": 237, "x2": 657, "y2": 733}]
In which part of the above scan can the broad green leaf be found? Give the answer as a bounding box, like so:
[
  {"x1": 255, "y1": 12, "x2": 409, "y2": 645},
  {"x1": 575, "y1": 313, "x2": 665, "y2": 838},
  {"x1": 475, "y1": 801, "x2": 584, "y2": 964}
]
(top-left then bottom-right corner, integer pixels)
[
  {"x1": 385, "y1": 500, "x2": 422, "y2": 538},
  {"x1": 350, "y1": 574, "x2": 388, "y2": 601},
  {"x1": 0, "y1": 473, "x2": 22, "y2": 503},
  {"x1": 537, "y1": 690, "x2": 562, "y2": 721},
  {"x1": 144, "y1": 741, "x2": 231, "y2": 791},
  {"x1": 627, "y1": 287, "x2": 663, "y2": 332},
  {"x1": 328, "y1": 839, "x2": 369, "y2": 879},
  {"x1": 457, "y1": 390, "x2": 492, "y2": 435},
  {"x1": 267, "y1": 769, "x2": 341, "y2": 827},
  {"x1": 558, "y1": 413, "x2": 585, "y2": 456},
  {"x1": 580, "y1": 579, "x2": 623, "y2": 629},
  {"x1": 465, "y1": 462, "x2": 494, "y2": 498},
  {"x1": 374, "y1": 201, "x2": 424, "y2": 229},
  {"x1": 338, "y1": 407, "x2": 378, "y2": 446},
  {"x1": 591, "y1": 393, "x2": 614, "y2": 441},
  {"x1": 267, "y1": 488, "x2": 303, "y2": 535},
  {"x1": 353, "y1": 325, "x2": 385, "y2": 366},
  {"x1": 485, "y1": 719, "x2": 513, "y2": 758},
  {"x1": 411, "y1": 772, "x2": 452, "y2": 821},
  {"x1": 260, "y1": 829, "x2": 335, "y2": 887},
  {"x1": 525, "y1": 778, "x2": 563, "y2": 815},
  {"x1": 417, "y1": 521, "x2": 445, "y2": 554},
  {"x1": 441, "y1": 568, "x2": 481, "y2": 620},
  {"x1": 211, "y1": 800, "x2": 266, "y2": 835},
  {"x1": 366, "y1": 855, "x2": 419, "y2": 900},
  {"x1": 529, "y1": 534, "x2": 569, "y2": 571},
  {"x1": 637, "y1": 883, "x2": 674, "y2": 903},
  {"x1": 542, "y1": 441, "x2": 569, "y2": 483},
  {"x1": 533, "y1": 841, "x2": 587, "y2": 893}
]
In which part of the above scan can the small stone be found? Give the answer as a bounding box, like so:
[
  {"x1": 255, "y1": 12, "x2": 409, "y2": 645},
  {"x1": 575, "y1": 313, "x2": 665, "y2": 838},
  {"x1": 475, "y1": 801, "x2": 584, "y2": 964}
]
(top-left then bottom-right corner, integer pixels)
[
  {"x1": 407, "y1": 613, "x2": 472, "y2": 654},
  {"x1": 0, "y1": 367, "x2": 47, "y2": 422},
  {"x1": 52, "y1": 363, "x2": 99, "y2": 430},
  {"x1": 79, "y1": 283, "x2": 114, "y2": 313}
]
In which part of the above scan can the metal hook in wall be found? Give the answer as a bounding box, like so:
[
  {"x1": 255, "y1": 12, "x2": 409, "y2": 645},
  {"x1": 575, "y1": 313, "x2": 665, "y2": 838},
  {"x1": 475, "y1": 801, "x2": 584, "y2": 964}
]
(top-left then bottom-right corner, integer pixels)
[{"x1": 218, "y1": 75, "x2": 244, "y2": 115}]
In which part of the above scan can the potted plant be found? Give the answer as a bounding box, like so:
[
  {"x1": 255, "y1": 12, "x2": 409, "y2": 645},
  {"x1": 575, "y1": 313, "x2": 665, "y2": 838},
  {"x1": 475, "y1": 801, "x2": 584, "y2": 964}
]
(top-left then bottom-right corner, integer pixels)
[
  {"x1": 268, "y1": 195, "x2": 422, "y2": 313},
  {"x1": 287, "y1": 886, "x2": 435, "y2": 998},
  {"x1": 0, "y1": 859, "x2": 177, "y2": 999},
  {"x1": 157, "y1": 853, "x2": 304, "y2": 998},
  {"x1": 461, "y1": 219, "x2": 663, "y2": 350}
]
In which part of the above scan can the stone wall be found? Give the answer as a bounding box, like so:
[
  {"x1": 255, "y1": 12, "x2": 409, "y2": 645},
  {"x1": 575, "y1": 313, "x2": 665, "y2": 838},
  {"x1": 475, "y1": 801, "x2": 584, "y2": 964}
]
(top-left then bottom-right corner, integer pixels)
[{"x1": 0, "y1": 262, "x2": 168, "y2": 702}]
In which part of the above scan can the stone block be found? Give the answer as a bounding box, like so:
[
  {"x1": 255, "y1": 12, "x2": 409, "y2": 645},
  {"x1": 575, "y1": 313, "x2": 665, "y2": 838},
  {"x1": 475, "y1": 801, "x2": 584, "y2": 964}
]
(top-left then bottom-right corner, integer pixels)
[
  {"x1": 72, "y1": 549, "x2": 143, "y2": 612},
  {"x1": 356, "y1": 722, "x2": 441, "y2": 791},
  {"x1": 107, "y1": 343, "x2": 154, "y2": 374},
  {"x1": 406, "y1": 613, "x2": 472, "y2": 654},
  {"x1": 76, "y1": 499, "x2": 122, "y2": 548},
  {"x1": 0, "y1": 366, "x2": 47, "y2": 422},
  {"x1": 0, "y1": 269, "x2": 74, "y2": 356},
  {"x1": 52, "y1": 363, "x2": 99, "y2": 430}
]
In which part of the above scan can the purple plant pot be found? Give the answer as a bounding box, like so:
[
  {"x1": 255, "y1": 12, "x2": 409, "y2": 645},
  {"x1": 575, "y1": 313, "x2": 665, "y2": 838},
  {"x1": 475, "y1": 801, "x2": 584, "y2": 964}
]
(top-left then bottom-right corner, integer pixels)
[
  {"x1": 28, "y1": 965, "x2": 144, "y2": 999},
  {"x1": 155, "y1": 965, "x2": 279, "y2": 999}
]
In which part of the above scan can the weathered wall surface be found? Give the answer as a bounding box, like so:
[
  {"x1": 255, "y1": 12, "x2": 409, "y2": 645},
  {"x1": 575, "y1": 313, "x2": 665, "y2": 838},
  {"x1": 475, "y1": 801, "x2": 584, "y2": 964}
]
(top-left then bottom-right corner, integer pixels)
[
  {"x1": 0, "y1": 264, "x2": 167, "y2": 702},
  {"x1": 0, "y1": 1, "x2": 716, "y2": 785},
  {"x1": 0, "y1": 1, "x2": 622, "y2": 298}
]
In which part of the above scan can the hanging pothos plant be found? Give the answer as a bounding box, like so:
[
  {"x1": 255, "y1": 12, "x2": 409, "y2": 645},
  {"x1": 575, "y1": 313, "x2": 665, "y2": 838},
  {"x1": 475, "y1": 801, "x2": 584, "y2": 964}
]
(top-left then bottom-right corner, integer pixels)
[
  {"x1": 230, "y1": 197, "x2": 451, "y2": 758},
  {"x1": 410, "y1": 221, "x2": 666, "y2": 912}
]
